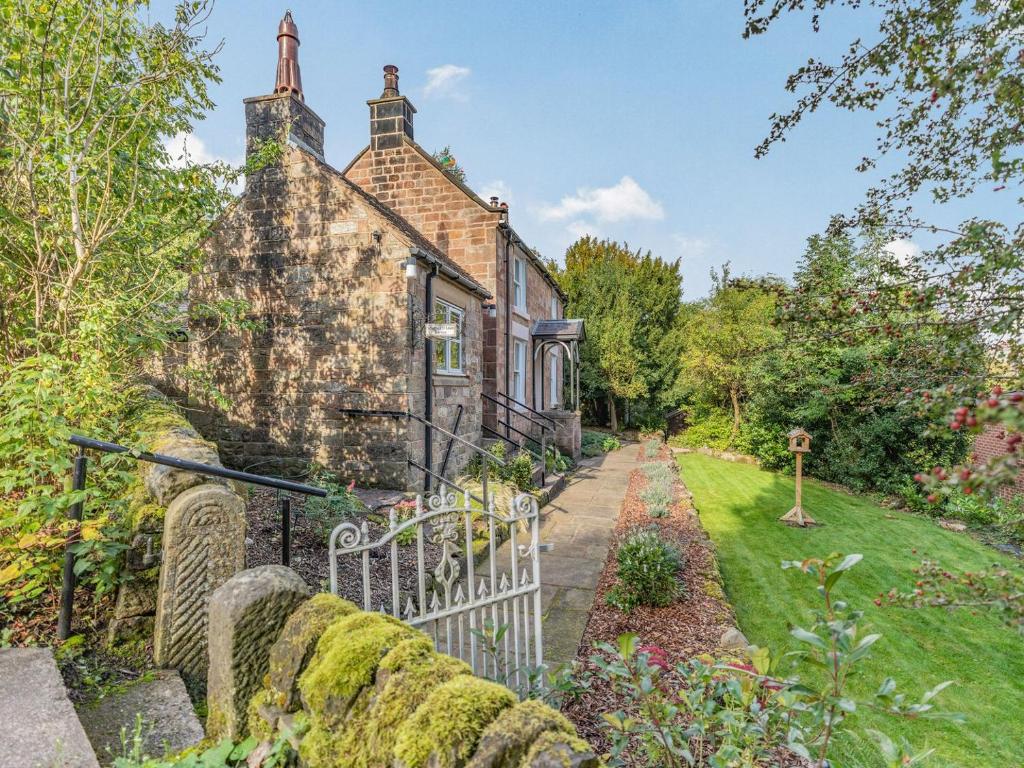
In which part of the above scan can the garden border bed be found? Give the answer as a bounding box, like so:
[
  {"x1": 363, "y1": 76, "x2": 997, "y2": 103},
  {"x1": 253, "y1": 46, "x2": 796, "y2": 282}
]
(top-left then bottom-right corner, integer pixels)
[{"x1": 562, "y1": 440, "x2": 749, "y2": 752}]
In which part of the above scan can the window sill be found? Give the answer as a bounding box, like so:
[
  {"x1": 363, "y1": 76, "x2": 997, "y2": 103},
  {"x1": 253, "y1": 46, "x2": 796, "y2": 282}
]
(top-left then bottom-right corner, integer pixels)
[
  {"x1": 512, "y1": 307, "x2": 530, "y2": 323},
  {"x1": 433, "y1": 373, "x2": 471, "y2": 387}
]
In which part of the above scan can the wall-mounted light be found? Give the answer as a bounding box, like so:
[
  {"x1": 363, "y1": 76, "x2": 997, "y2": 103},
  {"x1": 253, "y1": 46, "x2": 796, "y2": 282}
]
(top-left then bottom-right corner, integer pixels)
[
  {"x1": 405, "y1": 259, "x2": 419, "y2": 279},
  {"x1": 484, "y1": 303, "x2": 497, "y2": 318}
]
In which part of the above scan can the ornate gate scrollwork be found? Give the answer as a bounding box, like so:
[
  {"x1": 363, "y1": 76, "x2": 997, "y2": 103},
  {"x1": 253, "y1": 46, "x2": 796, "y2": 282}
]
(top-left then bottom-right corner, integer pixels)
[{"x1": 329, "y1": 487, "x2": 543, "y2": 696}]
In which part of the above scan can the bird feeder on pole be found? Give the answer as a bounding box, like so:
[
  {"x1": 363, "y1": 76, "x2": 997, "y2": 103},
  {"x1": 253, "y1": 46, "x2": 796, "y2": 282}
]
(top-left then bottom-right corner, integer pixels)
[{"x1": 780, "y1": 428, "x2": 816, "y2": 526}]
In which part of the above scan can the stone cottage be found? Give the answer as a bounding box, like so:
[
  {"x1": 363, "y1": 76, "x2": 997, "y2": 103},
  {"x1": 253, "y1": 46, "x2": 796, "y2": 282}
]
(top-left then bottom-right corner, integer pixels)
[{"x1": 186, "y1": 12, "x2": 582, "y2": 490}]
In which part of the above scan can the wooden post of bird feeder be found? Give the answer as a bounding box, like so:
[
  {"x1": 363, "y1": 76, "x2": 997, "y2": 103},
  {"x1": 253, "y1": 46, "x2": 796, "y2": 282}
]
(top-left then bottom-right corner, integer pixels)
[{"x1": 780, "y1": 427, "x2": 815, "y2": 526}]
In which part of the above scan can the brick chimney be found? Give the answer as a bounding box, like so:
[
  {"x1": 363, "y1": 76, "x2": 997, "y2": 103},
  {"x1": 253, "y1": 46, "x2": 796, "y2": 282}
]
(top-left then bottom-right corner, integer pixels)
[
  {"x1": 244, "y1": 11, "x2": 325, "y2": 163},
  {"x1": 367, "y1": 65, "x2": 415, "y2": 151}
]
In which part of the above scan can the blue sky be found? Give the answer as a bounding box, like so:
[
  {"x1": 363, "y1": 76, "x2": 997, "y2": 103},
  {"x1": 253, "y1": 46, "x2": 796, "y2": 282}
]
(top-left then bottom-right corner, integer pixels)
[{"x1": 155, "y1": 0, "x2": 1011, "y2": 297}]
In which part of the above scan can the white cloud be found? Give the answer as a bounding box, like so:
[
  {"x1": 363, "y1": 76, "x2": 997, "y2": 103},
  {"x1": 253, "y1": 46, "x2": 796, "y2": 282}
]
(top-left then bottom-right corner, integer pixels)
[
  {"x1": 884, "y1": 238, "x2": 923, "y2": 265},
  {"x1": 565, "y1": 220, "x2": 602, "y2": 240},
  {"x1": 672, "y1": 234, "x2": 712, "y2": 260},
  {"x1": 164, "y1": 132, "x2": 225, "y2": 168},
  {"x1": 539, "y1": 176, "x2": 664, "y2": 224},
  {"x1": 423, "y1": 64, "x2": 471, "y2": 99},
  {"x1": 480, "y1": 179, "x2": 513, "y2": 205},
  {"x1": 163, "y1": 132, "x2": 244, "y2": 193}
]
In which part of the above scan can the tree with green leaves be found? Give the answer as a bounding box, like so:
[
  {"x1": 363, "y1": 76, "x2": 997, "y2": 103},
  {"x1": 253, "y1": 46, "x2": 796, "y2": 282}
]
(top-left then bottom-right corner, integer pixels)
[
  {"x1": 674, "y1": 266, "x2": 781, "y2": 442},
  {"x1": 746, "y1": 233, "x2": 975, "y2": 492},
  {"x1": 745, "y1": 0, "x2": 1024, "y2": 496},
  {"x1": 0, "y1": 0, "x2": 263, "y2": 617},
  {"x1": 432, "y1": 145, "x2": 467, "y2": 184},
  {"x1": 554, "y1": 237, "x2": 684, "y2": 431}
]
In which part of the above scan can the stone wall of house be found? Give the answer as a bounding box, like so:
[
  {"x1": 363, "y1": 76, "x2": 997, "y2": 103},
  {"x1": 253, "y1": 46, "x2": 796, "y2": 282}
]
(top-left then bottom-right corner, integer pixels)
[
  {"x1": 405, "y1": 271, "x2": 484, "y2": 489},
  {"x1": 346, "y1": 144, "x2": 566, "y2": 443},
  {"x1": 205, "y1": 566, "x2": 599, "y2": 767},
  {"x1": 973, "y1": 424, "x2": 1024, "y2": 500},
  {"x1": 188, "y1": 146, "x2": 417, "y2": 487}
]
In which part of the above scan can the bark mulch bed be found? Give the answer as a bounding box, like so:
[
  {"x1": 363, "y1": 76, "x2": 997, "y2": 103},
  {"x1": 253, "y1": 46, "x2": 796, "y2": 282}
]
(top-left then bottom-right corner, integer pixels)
[{"x1": 562, "y1": 444, "x2": 745, "y2": 755}]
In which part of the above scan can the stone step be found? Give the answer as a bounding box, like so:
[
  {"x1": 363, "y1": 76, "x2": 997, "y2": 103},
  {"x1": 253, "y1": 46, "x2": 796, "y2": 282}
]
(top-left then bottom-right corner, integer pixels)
[
  {"x1": 76, "y1": 670, "x2": 203, "y2": 765},
  {"x1": 0, "y1": 648, "x2": 100, "y2": 768}
]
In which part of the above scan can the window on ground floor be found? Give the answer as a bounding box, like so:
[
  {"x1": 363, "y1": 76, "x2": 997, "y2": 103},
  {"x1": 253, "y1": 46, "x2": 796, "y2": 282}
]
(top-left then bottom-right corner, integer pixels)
[
  {"x1": 513, "y1": 339, "x2": 527, "y2": 403},
  {"x1": 433, "y1": 299, "x2": 464, "y2": 374}
]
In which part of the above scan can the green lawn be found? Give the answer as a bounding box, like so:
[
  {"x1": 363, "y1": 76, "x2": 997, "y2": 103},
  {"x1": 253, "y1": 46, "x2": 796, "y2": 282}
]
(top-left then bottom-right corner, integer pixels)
[{"x1": 677, "y1": 453, "x2": 1023, "y2": 768}]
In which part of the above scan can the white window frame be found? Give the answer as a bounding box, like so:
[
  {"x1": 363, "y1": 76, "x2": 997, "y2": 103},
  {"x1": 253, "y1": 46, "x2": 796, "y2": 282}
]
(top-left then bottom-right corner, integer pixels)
[
  {"x1": 513, "y1": 339, "x2": 527, "y2": 403},
  {"x1": 513, "y1": 256, "x2": 527, "y2": 311},
  {"x1": 550, "y1": 295, "x2": 558, "y2": 318},
  {"x1": 433, "y1": 299, "x2": 464, "y2": 374}
]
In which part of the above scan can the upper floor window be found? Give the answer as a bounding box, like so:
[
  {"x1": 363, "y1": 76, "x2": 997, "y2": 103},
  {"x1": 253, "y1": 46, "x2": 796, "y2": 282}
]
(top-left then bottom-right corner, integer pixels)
[
  {"x1": 550, "y1": 295, "x2": 558, "y2": 319},
  {"x1": 433, "y1": 299, "x2": 464, "y2": 374},
  {"x1": 513, "y1": 256, "x2": 526, "y2": 311}
]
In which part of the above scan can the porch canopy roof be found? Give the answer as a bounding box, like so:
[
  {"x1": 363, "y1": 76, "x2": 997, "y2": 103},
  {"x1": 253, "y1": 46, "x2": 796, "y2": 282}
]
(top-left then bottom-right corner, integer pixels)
[
  {"x1": 530, "y1": 319, "x2": 584, "y2": 412},
  {"x1": 530, "y1": 318, "x2": 585, "y2": 343}
]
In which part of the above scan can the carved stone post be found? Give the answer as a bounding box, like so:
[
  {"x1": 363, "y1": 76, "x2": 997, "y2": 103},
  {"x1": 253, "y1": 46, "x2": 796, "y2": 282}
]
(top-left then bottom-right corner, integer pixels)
[
  {"x1": 153, "y1": 484, "x2": 246, "y2": 680},
  {"x1": 206, "y1": 566, "x2": 309, "y2": 741}
]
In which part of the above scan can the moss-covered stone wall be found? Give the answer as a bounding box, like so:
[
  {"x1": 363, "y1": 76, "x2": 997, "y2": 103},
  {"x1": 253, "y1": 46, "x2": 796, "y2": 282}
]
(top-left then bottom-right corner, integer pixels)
[{"x1": 208, "y1": 570, "x2": 600, "y2": 768}]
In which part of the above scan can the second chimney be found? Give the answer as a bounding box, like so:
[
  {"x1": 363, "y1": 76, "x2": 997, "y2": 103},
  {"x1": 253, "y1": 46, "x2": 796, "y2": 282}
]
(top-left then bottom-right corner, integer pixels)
[{"x1": 367, "y1": 65, "x2": 415, "y2": 151}]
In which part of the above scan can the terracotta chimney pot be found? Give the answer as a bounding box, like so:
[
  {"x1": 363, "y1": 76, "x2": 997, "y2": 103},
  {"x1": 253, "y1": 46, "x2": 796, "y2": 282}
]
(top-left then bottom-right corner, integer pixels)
[{"x1": 275, "y1": 10, "x2": 303, "y2": 100}]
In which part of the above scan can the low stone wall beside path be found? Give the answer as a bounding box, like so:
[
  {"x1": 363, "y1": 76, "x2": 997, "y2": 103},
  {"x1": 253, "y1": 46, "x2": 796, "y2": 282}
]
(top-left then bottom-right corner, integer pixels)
[
  {"x1": 107, "y1": 388, "x2": 246, "y2": 683},
  {"x1": 207, "y1": 565, "x2": 601, "y2": 768}
]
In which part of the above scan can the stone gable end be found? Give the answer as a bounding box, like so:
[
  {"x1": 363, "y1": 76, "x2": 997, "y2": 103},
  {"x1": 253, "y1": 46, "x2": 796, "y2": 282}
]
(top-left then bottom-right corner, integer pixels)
[
  {"x1": 345, "y1": 143, "x2": 502, "y2": 291},
  {"x1": 189, "y1": 147, "x2": 420, "y2": 487}
]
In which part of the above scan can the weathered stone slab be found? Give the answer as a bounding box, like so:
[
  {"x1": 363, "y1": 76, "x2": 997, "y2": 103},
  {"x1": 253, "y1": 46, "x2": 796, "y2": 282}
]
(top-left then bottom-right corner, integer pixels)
[
  {"x1": 0, "y1": 648, "x2": 99, "y2": 768},
  {"x1": 153, "y1": 483, "x2": 246, "y2": 680},
  {"x1": 76, "y1": 670, "x2": 202, "y2": 764},
  {"x1": 207, "y1": 566, "x2": 309, "y2": 741},
  {"x1": 144, "y1": 431, "x2": 225, "y2": 506}
]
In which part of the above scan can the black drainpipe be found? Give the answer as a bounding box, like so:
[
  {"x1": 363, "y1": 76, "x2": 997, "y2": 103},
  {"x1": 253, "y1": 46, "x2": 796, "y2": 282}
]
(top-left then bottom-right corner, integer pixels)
[
  {"x1": 503, "y1": 229, "x2": 512, "y2": 438},
  {"x1": 424, "y1": 263, "x2": 438, "y2": 492}
]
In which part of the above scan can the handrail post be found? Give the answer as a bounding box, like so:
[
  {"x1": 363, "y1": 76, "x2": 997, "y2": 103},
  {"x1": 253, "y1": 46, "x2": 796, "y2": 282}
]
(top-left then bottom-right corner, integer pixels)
[
  {"x1": 57, "y1": 448, "x2": 88, "y2": 641},
  {"x1": 280, "y1": 496, "x2": 292, "y2": 567}
]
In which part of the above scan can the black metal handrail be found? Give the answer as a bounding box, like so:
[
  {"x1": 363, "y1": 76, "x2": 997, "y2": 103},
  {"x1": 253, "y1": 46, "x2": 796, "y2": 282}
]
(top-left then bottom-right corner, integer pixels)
[
  {"x1": 337, "y1": 407, "x2": 506, "y2": 503},
  {"x1": 59, "y1": 435, "x2": 328, "y2": 640},
  {"x1": 483, "y1": 391, "x2": 556, "y2": 431},
  {"x1": 408, "y1": 459, "x2": 486, "y2": 507},
  {"x1": 68, "y1": 436, "x2": 327, "y2": 495}
]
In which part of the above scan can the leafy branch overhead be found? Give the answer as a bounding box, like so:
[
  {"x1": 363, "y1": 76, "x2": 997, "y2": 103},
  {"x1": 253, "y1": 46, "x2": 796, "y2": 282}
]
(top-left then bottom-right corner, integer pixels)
[{"x1": 745, "y1": 0, "x2": 1024, "y2": 496}]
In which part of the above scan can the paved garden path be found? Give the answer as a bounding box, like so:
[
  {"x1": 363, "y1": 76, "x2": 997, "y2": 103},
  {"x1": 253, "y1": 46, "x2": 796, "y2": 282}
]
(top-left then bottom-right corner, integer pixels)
[{"x1": 534, "y1": 444, "x2": 640, "y2": 666}]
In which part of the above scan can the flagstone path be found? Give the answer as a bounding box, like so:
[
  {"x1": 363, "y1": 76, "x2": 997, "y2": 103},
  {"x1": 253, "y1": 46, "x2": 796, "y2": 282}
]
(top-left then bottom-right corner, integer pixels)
[{"x1": 478, "y1": 443, "x2": 637, "y2": 668}]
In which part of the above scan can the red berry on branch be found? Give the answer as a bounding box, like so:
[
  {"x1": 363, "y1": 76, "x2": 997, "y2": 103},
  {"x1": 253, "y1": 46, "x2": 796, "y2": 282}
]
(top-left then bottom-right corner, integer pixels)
[
  {"x1": 927, "y1": 494, "x2": 939, "y2": 504},
  {"x1": 993, "y1": 386, "x2": 1003, "y2": 396},
  {"x1": 987, "y1": 398, "x2": 1000, "y2": 407},
  {"x1": 1011, "y1": 393, "x2": 1023, "y2": 403},
  {"x1": 949, "y1": 421, "x2": 962, "y2": 431},
  {"x1": 966, "y1": 416, "x2": 977, "y2": 427}
]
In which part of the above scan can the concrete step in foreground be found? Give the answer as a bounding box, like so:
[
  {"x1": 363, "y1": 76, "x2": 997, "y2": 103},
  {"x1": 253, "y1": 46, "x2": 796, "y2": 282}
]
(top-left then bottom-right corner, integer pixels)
[
  {"x1": 0, "y1": 647, "x2": 100, "y2": 768},
  {"x1": 76, "y1": 670, "x2": 203, "y2": 765}
]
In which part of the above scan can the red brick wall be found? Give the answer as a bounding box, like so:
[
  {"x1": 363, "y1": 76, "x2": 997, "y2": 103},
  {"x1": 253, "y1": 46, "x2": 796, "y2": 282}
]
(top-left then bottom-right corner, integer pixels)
[{"x1": 973, "y1": 424, "x2": 1024, "y2": 499}]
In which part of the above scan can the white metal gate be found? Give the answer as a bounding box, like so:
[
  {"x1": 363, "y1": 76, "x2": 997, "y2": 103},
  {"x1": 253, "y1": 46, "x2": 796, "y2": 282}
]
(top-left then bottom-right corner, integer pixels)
[{"x1": 328, "y1": 487, "x2": 543, "y2": 696}]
